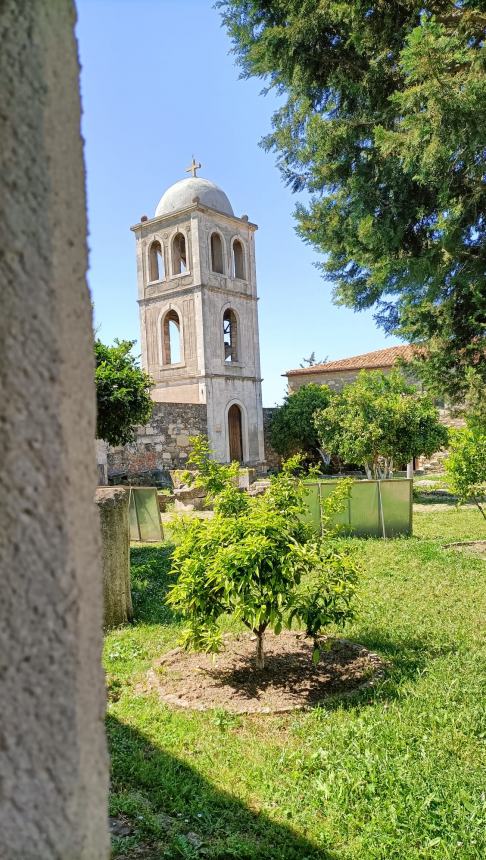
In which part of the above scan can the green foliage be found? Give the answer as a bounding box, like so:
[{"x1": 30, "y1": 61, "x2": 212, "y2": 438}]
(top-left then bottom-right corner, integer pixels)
[
  {"x1": 95, "y1": 339, "x2": 153, "y2": 446},
  {"x1": 463, "y1": 368, "x2": 486, "y2": 435},
  {"x1": 106, "y1": 506, "x2": 486, "y2": 859},
  {"x1": 320, "y1": 475, "x2": 353, "y2": 532},
  {"x1": 181, "y1": 435, "x2": 247, "y2": 515},
  {"x1": 166, "y1": 443, "x2": 359, "y2": 668},
  {"x1": 445, "y1": 428, "x2": 486, "y2": 520},
  {"x1": 218, "y1": 2, "x2": 486, "y2": 401},
  {"x1": 288, "y1": 538, "x2": 359, "y2": 663},
  {"x1": 314, "y1": 369, "x2": 448, "y2": 478},
  {"x1": 269, "y1": 383, "x2": 332, "y2": 463}
]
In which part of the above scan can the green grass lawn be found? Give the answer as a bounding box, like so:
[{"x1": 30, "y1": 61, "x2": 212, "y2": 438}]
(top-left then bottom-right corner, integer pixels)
[{"x1": 106, "y1": 505, "x2": 486, "y2": 859}]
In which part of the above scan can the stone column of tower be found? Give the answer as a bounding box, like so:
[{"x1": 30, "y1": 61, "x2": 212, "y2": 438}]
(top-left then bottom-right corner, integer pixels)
[{"x1": 131, "y1": 171, "x2": 265, "y2": 465}]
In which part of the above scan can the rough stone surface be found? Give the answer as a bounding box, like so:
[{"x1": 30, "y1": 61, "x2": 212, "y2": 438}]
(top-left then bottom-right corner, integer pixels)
[
  {"x1": 96, "y1": 488, "x2": 132, "y2": 628},
  {"x1": 0, "y1": 2, "x2": 109, "y2": 857},
  {"x1": 287, "y1": 365, "x2": 398, "y2": 393},
  {"x1": 107, "y1": 402, "x2": 208, "y2": 484},
  {"x1": 108, "y1": 404, "x2": 280, "y2": 485},
  {"x1": 173, "y1": 485, "x2": 207, "y2": 512}
]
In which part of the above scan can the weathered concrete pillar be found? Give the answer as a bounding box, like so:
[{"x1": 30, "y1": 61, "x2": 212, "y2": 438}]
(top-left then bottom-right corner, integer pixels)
[
  {"x1": 0, "y1": 2, "x2": 110, "y2": 858},
  {"x1": 96, "y1": 487, "x2": 133, "y2": 628}
]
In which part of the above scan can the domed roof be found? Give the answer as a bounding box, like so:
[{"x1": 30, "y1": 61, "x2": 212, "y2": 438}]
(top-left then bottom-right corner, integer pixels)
[{"x1": 155, "y1": 177, "x2": 234, "y2": 218}]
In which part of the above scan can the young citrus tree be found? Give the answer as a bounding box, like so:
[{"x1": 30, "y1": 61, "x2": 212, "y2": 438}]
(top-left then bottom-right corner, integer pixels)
[
  {"x1": 178, "y1": 435, "x2": 246, "y2": 514},
  {"x1": 314, "y1": 369, "x2": 448, "y2": 479},
  {"x1": 445, "y1": 429, "x2": 486, "y2": 521},
  {"x1": 166, "y1": 441, "x2": 359, "y2": 669}
]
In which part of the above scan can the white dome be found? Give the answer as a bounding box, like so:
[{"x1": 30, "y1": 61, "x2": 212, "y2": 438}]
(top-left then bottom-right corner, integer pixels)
[{"x1": 155, "y1": 177, "x2": 234, "y2": 217}]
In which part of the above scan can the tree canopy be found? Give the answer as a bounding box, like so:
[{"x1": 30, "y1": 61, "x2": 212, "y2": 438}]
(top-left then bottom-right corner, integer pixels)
[
  {"x1": 95, "y1": 339, "x2": 153, "y2": 446},
  {"x1": 445, "y1": 427, "x2": 486, "y2": 520},
  {"x1": 269, "y1": 383, "x2": 332, "y2": 463},
  {"x1": 314, "y1": 369, "x2": 448, "y2": 478},
  {"x1": 219, "y1": 2, "x2": 486, "y2": 400},
  {"x1": 167, "y1": 444, "x2": 359, "y2": 670}
]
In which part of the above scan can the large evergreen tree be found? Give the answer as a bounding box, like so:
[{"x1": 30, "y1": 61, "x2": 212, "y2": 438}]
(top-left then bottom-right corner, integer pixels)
[{"x1": 219, "y1": 2, "x2": 486, "y2": 400}]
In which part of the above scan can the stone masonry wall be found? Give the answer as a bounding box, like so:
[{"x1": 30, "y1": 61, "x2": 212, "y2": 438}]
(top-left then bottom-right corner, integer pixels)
[
  {"x1": 107, "y1": 402, "x2": 208, "y2": 485},
  {"x1": 287, "y1": 365, "x2": 418, "y2": 394}
]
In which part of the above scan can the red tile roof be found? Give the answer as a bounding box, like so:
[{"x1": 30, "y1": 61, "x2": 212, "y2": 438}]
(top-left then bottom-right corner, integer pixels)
[{"x1": 285, "y1": 345, "x2": 415, "y2": 376}]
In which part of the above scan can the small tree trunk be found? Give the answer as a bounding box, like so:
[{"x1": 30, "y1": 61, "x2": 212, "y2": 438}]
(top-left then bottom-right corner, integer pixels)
[
  {"x1": 317, "y1": 448, "x2": 331, "y2": 467},
  {"x1": 472, "y1": 495, "x2": 486, "y2": 520},
  {"x1": 255, "y1": 631, "x2": 265, "y2": 670}
]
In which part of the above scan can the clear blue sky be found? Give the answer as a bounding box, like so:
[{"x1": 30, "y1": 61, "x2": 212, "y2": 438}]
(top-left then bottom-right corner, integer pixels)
[{"x1": 76, "y1": 0, "x2": 401, "y2": 405}]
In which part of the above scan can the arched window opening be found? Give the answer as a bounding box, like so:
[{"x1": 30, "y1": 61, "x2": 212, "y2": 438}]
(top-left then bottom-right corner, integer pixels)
[
  {"x1": 228, "y1": 404, "x2": 243, "y2": 463},
  {"x1": 162, "y1": 310, "x2": 181, "y2": 365},
  {"x1": 210, "y1": 232, "x2": 224, "y2": 274},
  {"x1": 149, "y1": 240, "x2": 164, "y2": 281},
  {"x1": 172, "y1": 232, "x2": 187, "y2": 275},
  {"x1": 232, "y1": 239, "x2": 245, "y2": 280},
  {"x1": 223, "y1": 309, "x2": 238, "y2": 363}
]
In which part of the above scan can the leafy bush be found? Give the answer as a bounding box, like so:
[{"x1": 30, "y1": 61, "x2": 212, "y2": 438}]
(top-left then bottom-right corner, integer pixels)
[
  {"x1": 179, "y1": 435, "x2": 247, "y2": 515},
  {"x1": 445, "y1": 429, "x2": 486, "y2": 520},
  {"x1": 269, "y1": 383, "x2": 332, "y2": 465},
  {"x1": 95, "y1": 339, "x2": 153, "y2": 446},
  {"x1": 314, "y1": 369, "x2": 448, "y2": 479},
  {"x1": 166, "y1": 441, "x2": 360, "y2": 669}
]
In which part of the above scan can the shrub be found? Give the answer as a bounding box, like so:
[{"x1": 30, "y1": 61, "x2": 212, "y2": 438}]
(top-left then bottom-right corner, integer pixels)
[
  {"x1": 314, "y1": 369, "x2": 448, "y2": 479},
  {"x1": 445, "y1": 429, "x2": 486, "y2": 520},
  {"x1": 269, "y1": 383, "x2": 332, "y2": 465},
  {"x1": 166, "y1": 441, "x2": 360, "y2": 669},
  {"x1": 95, "y1": 339, "x2": 153, "y2": 446}
]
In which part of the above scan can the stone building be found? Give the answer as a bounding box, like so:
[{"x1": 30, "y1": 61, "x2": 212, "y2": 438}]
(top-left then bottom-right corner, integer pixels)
[
  {"x1": 284, "y1": 344, "x2": 459, "y2": 473},
  {"x1": 285, "y1": 345, "x2": 415, "y2": 393},
  {"x1": 108, "y1": 164, "x2": 266, "y2": 483}
]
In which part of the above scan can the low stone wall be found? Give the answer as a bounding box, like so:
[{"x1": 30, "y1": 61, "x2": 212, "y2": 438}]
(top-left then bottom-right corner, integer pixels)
[
  {"x1": 263, "y1": 407, "x2": 282, "y2": 472},
  {"x1": 95, "y1": 487, "x2": 132, "y2": 629},
  {"x1": 107, "y1": 402, "x2": 208, "y2": 486},
  {"x1": 108, "y1": 402, "x2": 280, "y2": 484}
]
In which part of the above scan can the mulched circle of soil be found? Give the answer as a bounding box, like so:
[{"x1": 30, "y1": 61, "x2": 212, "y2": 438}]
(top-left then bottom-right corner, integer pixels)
[{"x1": 145, "y1": 631, "x2": 384, "y2": 714}]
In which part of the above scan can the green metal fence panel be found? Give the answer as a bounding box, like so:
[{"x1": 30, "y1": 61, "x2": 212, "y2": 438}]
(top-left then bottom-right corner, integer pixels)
[
  {"x1": 303, "y1": 478, "x2": 412, "y2": 538},
  {"x1": 350, "y1": 481, "x2": 381, "y2": 537},
  {"x1": 379, "y1": 479, "x2": 412, "y2": 537},
  {"x1": 129, "y1": 487, "x2": 162, "y2": 542},
  {"x1": 319, "y1": 482, "x2": 351, "y2": 531},
  {"x1": 128, "y1": 490, "x2": 141, "y2": 541},
  {"x1": 302, "y1": 484, "x2": 322, "y2": 533}
]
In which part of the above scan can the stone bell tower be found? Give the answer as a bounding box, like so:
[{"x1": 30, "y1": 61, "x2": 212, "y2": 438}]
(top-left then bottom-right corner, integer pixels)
[{"x1": 131, "y1": 161, "x2": 265, "y2": 465}]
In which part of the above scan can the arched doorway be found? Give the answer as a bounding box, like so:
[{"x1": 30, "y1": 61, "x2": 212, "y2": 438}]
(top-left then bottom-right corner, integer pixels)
[{"x1": 228, "y1": 404, "x2": 243, "y2": 463}]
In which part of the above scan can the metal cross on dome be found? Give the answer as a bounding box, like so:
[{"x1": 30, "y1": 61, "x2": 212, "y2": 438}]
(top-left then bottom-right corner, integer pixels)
[{"x1": 185, "y1": 156, "x2": 201, "y2": 178}]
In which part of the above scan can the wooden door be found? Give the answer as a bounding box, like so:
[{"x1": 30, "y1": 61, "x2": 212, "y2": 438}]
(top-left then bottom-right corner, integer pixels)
[{"x1": 228, "y1": 404, "x2": 243, "y2": 463}]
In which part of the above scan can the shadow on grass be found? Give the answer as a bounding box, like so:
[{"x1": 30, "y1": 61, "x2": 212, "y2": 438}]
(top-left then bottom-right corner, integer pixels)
[
  {"x1": 313, "y1": 628, "x2": 458, "y2": 713},
  {"x1": 130, "y1": 544, "x2": 179, "y2": 626},
  {"x1": 107, "y1": 714, "x2": 332, "y2": 860},
  {"x1": 412, "y1": 491, "x2": 457, "y2": 506}
]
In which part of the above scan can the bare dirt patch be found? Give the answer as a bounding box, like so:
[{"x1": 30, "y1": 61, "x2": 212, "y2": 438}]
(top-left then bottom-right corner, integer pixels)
[
  {"x1": 145, "y1": 631, "x2": 384, "y2": 714},
  {"x1": 447, "y1": 540, "x2": 486, "y2": 559}
]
